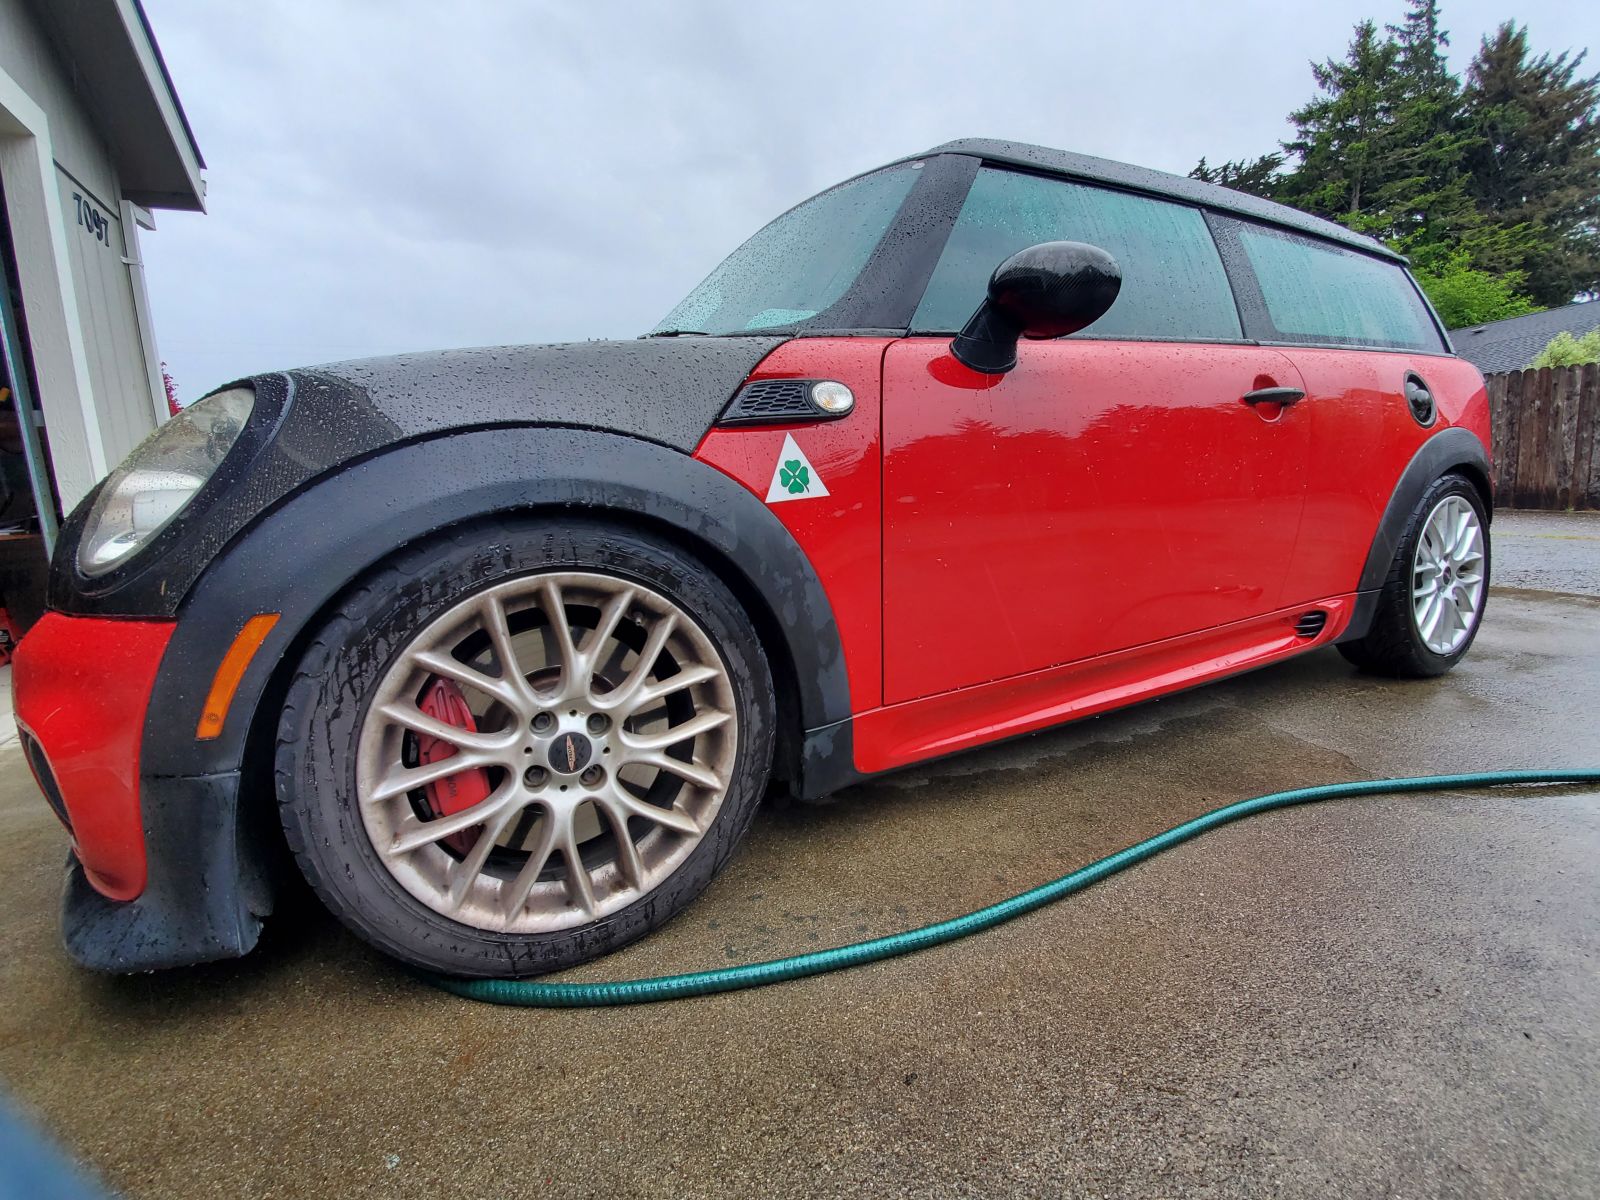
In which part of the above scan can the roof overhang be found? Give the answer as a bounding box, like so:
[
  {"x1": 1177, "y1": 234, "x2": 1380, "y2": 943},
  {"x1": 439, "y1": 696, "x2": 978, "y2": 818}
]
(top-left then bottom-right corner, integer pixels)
[{"x1": 22, "y1": 0, "x2": 205, "y2": 212}]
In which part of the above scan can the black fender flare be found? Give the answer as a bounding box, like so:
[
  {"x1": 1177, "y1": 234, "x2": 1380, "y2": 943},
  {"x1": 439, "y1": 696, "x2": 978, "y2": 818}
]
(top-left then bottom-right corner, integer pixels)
[
  {"x1": 1337, "y1": 426, "x2": 1492, "y2": 643},
  {"x1": 140, "y1": 426, "x2": 852, "y2": 780}
]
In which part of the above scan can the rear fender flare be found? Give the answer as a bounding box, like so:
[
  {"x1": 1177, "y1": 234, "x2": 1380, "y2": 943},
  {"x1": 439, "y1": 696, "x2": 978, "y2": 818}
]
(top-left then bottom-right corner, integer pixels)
[{"x1": 1338, "y1": 427, "x2": 1492, "y2": 643}]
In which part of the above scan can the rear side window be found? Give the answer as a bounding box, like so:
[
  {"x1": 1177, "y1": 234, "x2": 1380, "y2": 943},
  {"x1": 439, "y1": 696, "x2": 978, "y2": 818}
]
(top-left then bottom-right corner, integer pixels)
[
  {"x1": 1233, "y1": 223, "x2": 1445, "y2": 352},
  {"x1": 912, "y1": 167, "x2": 1241, "y2": 341}
]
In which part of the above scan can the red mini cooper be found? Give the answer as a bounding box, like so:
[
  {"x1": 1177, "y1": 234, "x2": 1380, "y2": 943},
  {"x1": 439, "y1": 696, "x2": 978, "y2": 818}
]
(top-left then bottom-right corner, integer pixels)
[{"x1": 14, "y1": 139, "x2": 1491, "y2": 978}]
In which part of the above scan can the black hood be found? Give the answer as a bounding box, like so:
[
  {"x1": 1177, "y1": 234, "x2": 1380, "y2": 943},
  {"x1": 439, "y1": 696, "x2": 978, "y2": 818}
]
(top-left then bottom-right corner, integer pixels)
[
  {"x1": 50, "y1": 335, "x2": 787, "y2": 616},
  {"x1": 290, "y1": 336, "x2": 789, "y2": 453}
]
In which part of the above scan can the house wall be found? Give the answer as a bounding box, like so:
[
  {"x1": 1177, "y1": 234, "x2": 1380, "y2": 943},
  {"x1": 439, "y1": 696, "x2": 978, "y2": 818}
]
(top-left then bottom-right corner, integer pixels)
[{"x1": 1, "y1": 0, "x2": 164, "y2": 513}]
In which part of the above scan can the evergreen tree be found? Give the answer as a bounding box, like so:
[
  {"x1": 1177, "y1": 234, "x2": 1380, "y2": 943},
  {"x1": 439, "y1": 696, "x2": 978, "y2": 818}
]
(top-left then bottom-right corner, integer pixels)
[
  {"x1": 1189, "y1": 153, "x2": 1284, "y2": 198},
  {"x1": 1463, "y1": 23, "x2": 1600, "y2": 304},
  {"x1": 1186, "y1": 2, "x2": 1596, "y2": 319},
  {"x1": 1274, "y1": 20, "x2": 1400, "y2": 225}
]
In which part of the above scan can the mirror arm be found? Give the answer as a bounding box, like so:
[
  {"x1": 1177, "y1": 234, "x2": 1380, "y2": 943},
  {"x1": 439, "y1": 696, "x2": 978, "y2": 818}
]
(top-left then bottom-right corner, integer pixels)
[{"x1": 950, "y1": 301, "x2": 1024, "y2": 375}]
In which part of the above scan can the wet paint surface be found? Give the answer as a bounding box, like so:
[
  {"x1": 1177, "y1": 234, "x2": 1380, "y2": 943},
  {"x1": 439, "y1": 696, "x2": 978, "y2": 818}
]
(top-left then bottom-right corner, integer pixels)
[
  {"x1": 694, "y1": 338, "x2": 892, "y2": 713},
  {"x1": 881, "y1": 337, "x2": 1314, "y2": 702}
]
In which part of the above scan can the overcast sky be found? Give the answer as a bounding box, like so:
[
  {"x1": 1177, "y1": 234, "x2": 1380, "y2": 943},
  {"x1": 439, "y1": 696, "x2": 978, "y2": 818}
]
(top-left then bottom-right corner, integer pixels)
[{"x1": 138, "y1": 0, "x2": 1593, "y2": 400}]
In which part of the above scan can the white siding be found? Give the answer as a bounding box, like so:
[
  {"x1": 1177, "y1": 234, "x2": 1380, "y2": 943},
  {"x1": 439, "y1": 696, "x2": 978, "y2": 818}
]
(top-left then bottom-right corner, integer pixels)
[{"x1": 56, "y1": 167, "x2": 154, "y2": 465}]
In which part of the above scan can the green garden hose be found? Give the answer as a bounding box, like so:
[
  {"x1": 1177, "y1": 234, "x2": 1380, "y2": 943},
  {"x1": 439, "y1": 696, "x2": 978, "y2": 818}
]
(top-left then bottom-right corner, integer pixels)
[{"x1": 429, "y1": 768, "x2": 1600, "y2": 1008}]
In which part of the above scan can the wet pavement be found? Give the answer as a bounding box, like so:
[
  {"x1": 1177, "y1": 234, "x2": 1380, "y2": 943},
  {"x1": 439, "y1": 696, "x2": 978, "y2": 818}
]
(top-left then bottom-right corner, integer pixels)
[{"x1": 1, "y1": 512, "x2": 1596, "y2": 1198}]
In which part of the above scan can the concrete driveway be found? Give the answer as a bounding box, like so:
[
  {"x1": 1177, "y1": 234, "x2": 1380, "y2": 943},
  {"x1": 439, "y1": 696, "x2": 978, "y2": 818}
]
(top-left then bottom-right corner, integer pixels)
[{"x1": 1, "y1": 511, "x2": 1597, "y2": 1199}]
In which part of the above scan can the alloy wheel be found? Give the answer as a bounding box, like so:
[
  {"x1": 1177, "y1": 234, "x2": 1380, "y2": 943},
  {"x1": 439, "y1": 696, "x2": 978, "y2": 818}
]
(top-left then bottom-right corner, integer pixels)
[
  {"x1": 355, "y1": 571, "x2": 737, "y2": 933},
  {"x1": 1410, "y1": 494, "x2": 1486, "y2": 656}
]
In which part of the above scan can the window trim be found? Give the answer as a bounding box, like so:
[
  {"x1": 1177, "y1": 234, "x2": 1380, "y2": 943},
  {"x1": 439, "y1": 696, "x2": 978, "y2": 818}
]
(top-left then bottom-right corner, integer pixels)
[{"x1": 1207, "y1": 212, "x2": 1451, "y2": 355}]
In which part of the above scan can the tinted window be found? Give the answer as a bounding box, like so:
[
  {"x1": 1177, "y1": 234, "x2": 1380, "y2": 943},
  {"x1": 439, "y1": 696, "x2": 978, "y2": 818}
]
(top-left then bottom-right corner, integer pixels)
[
  {"x1": 1235, "y1": 224, "x2": 1444, "y2": 351},
  {"x1": 653, "y1": 166, "x2": 918, "y2": 336},
  {"x1": 912, "y1": 167, "x2": 1241, "y2": 340}
]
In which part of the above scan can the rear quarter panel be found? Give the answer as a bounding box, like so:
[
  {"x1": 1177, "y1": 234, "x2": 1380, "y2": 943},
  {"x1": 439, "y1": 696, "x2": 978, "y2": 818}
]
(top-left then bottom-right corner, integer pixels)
[{"x1": 1282, "y1": 350, "x2": 1489, "y2": 607}]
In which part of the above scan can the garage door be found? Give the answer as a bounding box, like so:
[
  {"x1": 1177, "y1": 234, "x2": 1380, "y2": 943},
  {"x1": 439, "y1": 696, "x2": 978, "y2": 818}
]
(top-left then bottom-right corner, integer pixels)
[{"x1": 56, "y1": 168, "x2": 156, "y2": 469}]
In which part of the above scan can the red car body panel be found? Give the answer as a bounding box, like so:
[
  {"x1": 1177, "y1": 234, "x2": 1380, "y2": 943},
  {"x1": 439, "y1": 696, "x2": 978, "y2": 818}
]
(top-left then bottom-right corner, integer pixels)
[
  {"x1": 698, "y1": 338, "x2": 1489, "y2": 779},
  {"x1": 11, "y1": 614, "x2": 174, "y2": 900},
  {"x1": 881, "y1": 338, "x2": 1314, "y2": 703},
  {"x1": 693, "y1": 337, "x2": 894, "y2": 714},
  {"x1": 1278, "y1": 349, "x2": 1491, "y2": 606},
  {"x1": 854, "y1": 594, "x2": 1355, "y2": 773}
]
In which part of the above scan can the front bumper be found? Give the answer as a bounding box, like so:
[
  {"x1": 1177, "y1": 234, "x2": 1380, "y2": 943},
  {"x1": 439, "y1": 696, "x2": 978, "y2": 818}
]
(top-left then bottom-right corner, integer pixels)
[{"x1": 13, "y1": 613, "x2": 271, "y2": 970}]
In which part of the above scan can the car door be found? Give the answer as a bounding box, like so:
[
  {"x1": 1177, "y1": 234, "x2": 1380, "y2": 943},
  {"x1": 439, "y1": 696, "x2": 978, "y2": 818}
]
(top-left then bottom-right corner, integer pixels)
[{"x1": 881, "y1": 167, "x2": 1312, "y2": 705}]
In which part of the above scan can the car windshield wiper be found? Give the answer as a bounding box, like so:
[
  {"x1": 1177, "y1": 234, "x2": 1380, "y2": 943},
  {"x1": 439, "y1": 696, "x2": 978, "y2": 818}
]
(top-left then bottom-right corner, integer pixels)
[{"x1": 650, "y1": 329, "x2": 710, "y2": 337}]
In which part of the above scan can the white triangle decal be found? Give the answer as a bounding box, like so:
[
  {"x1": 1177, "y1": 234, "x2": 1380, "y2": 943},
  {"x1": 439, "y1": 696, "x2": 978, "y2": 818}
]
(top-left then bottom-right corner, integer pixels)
[{"x1": 765, "y1": 433, "x2": 829, "y2": 503}]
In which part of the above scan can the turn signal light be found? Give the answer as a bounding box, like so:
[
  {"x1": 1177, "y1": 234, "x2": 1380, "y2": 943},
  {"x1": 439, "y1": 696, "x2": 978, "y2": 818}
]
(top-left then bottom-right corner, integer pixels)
[{"x1": 196, "y1": 613, "x2": 280, "y2": 740}]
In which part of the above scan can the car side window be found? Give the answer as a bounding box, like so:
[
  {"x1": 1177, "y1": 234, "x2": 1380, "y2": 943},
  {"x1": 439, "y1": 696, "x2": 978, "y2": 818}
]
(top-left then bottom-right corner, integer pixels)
[
  {"x1": 911, "y1": 166, "x2": 1241, "y2": 341},
  {"x1": 1233, "y1": 223, "x2": 1445, "y2": 352}
]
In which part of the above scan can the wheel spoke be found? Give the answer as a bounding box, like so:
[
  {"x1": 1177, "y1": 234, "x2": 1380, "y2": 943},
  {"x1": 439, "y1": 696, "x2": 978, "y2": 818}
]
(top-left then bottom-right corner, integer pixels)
[
  {"x1": 626, "y1": 750, "x2": 723, "y2": 793},
  {"x1": 604, "y1": 784, "x2": 701, "y2": 836},
  {"x1": 624, "y1": 709, "x2": 731, "y2": 753},
  {"x1": 600, "y1": 612, "x2": 679, "y2": 711},
  {"x1": 446, "y1": 806, "x2": 520, "y2": 911},
  {"x1": 372, "y1": 751, "x2": 498, "y2": 803},
  {"x1": 389, "y1": 782, "x2": 512, "y2": 854},
  {"x1": 576, "y1": 586, "x2": 636, "y2": 689},
  {"x1": 634, "y1": 663, "x2": 720, "y2": 708},
  {"x1": 557, "y1": 821, "x2": 596, "y2": 915},
  {"x1": 1419, "y1": 592, "x2": 1447, "y2": 642},
  {"x1": 375, "y1": 701, "x2": 506, "y2": 754},
  {"x1": 478, "y1": 592, "x2": 537, "y2": 708},
  {"x1": 409, "y1": 648, "x2": 523, "y2": 712},
  {"x1": 539, "y1": 579, "x2": 580, "y2": 696},
  {"x1": 594, "y1": 795, "x2": 646, "y2": 887},
  {"x1": 500, "y1": 811, "x2": 558, "y2": 918}
]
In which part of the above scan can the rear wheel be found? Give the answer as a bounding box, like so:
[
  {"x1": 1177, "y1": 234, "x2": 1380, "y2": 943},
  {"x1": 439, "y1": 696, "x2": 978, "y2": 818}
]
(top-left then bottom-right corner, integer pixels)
[
  {"x1": 275, "y1": 518, "x2": 774, "y2": 978},
  {"x1": 1338, "y1": 473, "x2": 1489, "y2": 678}
]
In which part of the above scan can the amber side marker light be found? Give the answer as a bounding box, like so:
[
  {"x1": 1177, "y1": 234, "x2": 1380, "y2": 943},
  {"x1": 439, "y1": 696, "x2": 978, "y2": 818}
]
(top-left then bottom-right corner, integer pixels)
[{"x1": 196, "y1": 613, "x2": 280, "y2": 740}]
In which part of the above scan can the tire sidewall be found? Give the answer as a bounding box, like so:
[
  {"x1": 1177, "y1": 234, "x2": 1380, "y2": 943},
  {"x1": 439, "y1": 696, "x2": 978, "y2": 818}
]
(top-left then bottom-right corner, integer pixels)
[{"x1": 277, "y1": 518, "x2": 774, "y2": 978}]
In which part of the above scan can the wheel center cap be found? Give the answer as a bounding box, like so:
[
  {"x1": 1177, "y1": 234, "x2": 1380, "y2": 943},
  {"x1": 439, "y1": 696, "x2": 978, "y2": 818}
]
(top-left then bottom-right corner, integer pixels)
[{"x1": 547, "y1": 731, "x2": 593, "y2": 775}]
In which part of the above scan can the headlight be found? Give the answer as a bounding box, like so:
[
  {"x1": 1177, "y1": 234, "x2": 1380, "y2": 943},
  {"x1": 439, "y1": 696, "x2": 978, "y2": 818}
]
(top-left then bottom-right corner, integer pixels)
[{"x1": 77, "y1": 386, "x2": 255, "y2": 576}]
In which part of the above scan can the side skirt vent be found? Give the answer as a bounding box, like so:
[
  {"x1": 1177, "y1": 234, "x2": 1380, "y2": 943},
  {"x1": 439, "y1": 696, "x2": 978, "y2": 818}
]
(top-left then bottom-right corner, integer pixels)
[{"x1": 1294, "y1": 609, "x2": 1329, "y2": 638}]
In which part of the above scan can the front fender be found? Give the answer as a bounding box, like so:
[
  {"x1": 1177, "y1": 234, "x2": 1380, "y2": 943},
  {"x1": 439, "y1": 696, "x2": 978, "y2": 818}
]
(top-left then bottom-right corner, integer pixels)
[{"x1": 140, "y1": 427, "x2": 851, "y2": 780}]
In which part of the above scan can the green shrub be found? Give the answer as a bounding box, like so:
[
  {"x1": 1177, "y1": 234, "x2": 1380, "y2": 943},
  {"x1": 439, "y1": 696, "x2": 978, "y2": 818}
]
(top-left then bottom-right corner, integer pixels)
[
  {"x1": 1411, "y1": 251, "x2": 1541, "y2": 329},
  {"x1": 1530, "y1": 328, "x2": 1600, "y2": 369}
]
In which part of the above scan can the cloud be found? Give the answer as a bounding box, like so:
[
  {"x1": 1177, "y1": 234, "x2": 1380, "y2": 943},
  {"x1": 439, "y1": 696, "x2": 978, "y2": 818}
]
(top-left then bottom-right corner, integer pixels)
[{"x1": 138, "y1": 0, "x2": 1591, "y2": 397}]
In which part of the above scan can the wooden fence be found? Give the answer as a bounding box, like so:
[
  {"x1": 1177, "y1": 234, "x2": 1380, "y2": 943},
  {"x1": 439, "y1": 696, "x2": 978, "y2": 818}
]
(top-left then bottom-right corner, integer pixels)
[{"x1": 1486, "y1": 363, "x2": 1600, "y2": 511}]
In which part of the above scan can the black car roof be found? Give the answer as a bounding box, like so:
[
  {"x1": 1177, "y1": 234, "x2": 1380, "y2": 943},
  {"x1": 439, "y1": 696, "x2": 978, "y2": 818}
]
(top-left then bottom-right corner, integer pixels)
[{"x1": 903, "y1": 138, "x2": 1404, "y2": 264}]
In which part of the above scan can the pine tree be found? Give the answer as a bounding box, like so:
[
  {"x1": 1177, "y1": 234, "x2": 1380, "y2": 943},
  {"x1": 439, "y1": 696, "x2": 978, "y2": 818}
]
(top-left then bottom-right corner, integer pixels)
[
  {"x1": 1463, "y1": 23, "x2": 1600, "y2": 304},
  {"x1": 1275, "y1": 20, "x2": 1401, "y2": 225}
]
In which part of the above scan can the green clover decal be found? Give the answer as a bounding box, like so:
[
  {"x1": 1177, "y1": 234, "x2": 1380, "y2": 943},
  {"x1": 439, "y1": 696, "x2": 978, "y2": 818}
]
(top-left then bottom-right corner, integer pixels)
[{"x1": 779, "y1": 459, "x2": 810, "y2": 495}]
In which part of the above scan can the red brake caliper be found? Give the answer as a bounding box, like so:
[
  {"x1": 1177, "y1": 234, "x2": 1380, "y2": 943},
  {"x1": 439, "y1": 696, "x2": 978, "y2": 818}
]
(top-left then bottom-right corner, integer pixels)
[{"x1": 416, "y1": 679, "x2": 492, "y2": 853}]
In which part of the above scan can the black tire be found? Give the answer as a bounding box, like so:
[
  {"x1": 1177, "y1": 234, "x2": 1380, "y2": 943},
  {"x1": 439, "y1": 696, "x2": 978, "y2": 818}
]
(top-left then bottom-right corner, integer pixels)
[
  {"x1": 274, "y1": 516, "x2": 774, "y2": 978},
  {"x1": 1337, "y1": 472, "x2": 1490, "y2": 678}
]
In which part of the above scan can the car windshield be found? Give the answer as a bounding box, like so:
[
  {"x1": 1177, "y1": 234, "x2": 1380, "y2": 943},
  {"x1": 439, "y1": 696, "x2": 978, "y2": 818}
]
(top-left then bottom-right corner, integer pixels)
[{"x1": 652, "y1": 166, "x2": 919, "y2": 336}]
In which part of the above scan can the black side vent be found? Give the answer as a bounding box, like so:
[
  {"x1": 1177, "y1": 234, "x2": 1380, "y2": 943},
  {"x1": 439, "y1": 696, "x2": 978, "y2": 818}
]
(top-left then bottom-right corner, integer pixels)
[
  {"x1": 1294, "y1": 609, "x2": 1328, "y2": 638},
  {"x1": 721, "y1": 379, "x2": 823, "y2": 426}
]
